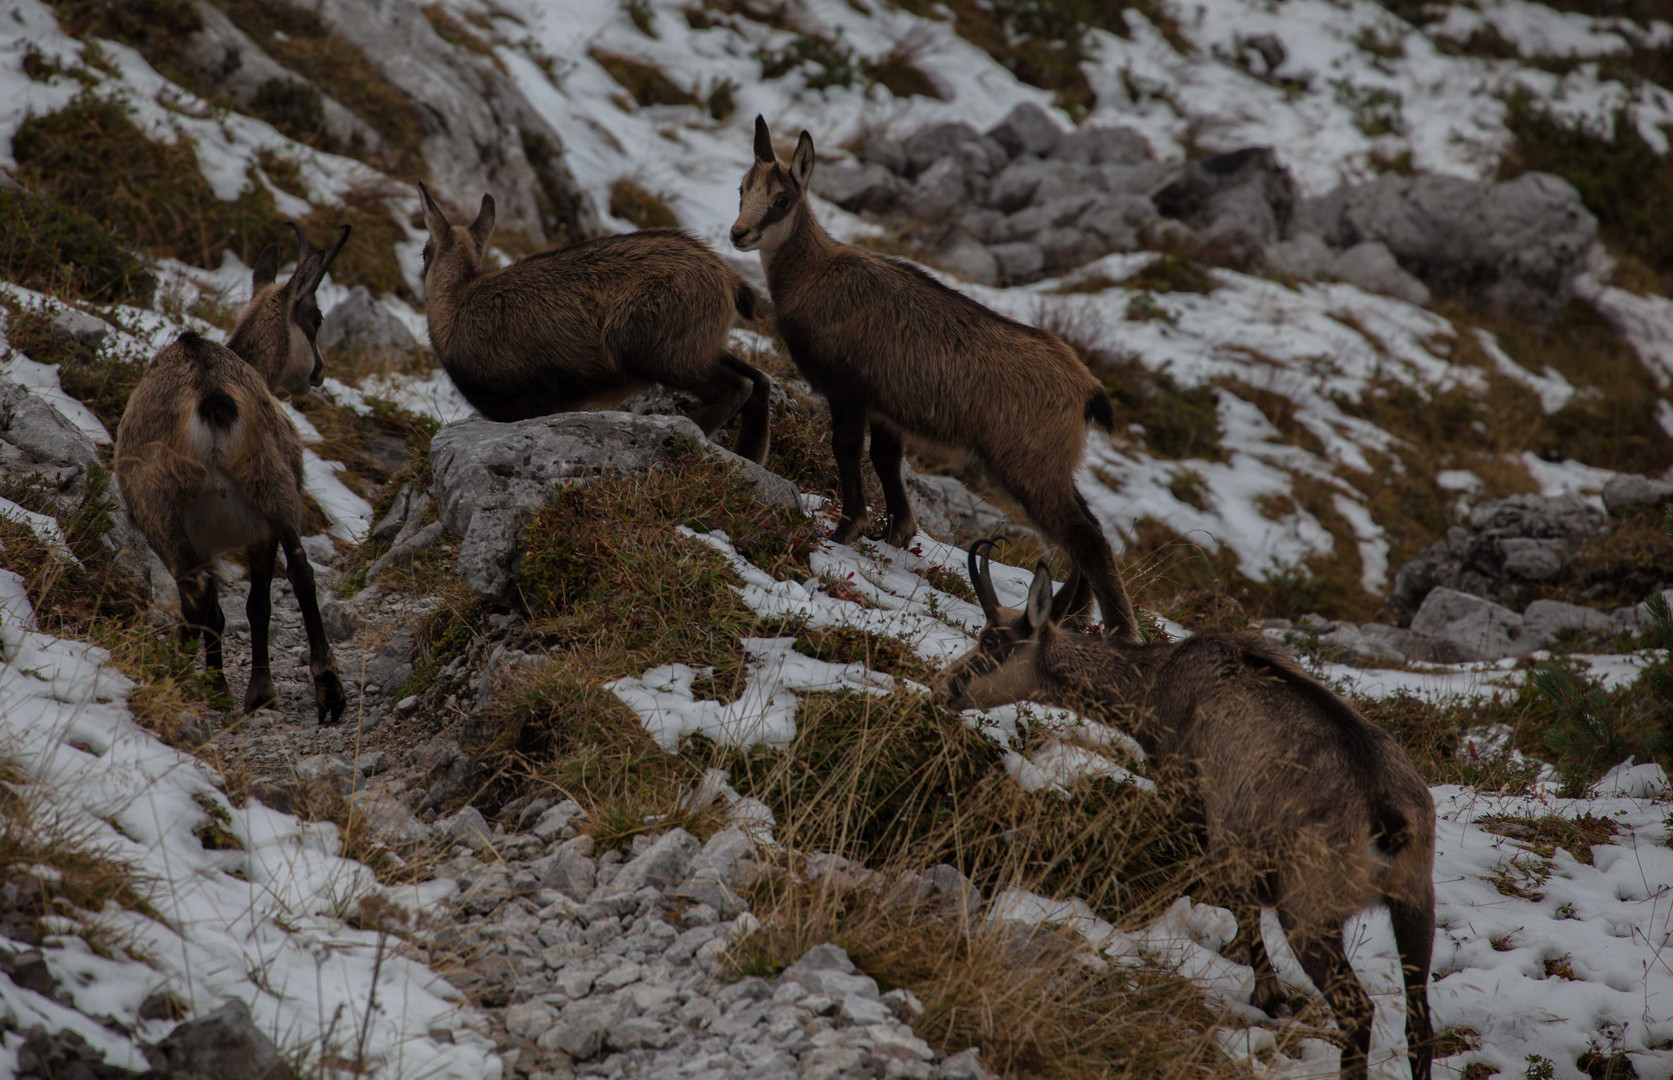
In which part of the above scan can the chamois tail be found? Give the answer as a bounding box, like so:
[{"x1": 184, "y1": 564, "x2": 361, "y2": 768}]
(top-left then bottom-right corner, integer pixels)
[{"x1": 1085, "y1": 388, "x2": 1116, "y2": 432}]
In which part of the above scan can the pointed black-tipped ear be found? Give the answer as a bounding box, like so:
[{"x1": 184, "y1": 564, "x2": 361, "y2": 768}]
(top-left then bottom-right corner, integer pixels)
[
  {"x1": 468, "y1": 192, "x2": 495, "y2": 253},
  {"x1": 417, "y1": 181, "x2": 449, "y2": 235},
  {"x1": 790, "y1": 130, "x2": 815, "y2": 189},
  {"x1": 1048, "y1": 565, "x2": 1088, "y2": 625},
  {"x1": 1024, "y1": 561, "x2": 1056, "y2": 633},
  {"x1": 753, "y1": 115, "x2": 775, "y2": 164},
  {"x1": 251, "y1": 243, "x2": 280, "y2": 287}
]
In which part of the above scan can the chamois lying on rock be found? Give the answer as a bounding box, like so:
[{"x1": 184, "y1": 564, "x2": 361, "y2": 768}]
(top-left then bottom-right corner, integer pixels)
[
  {"x1": 935, "y1": 542, "x2": 1436, "y2": 1080},
  {"x1": 416, "y1": 183, "x2": 772, "y2": 463},
  {"x1": 732, "y1": 116, "x2": 1140, "y2": 642},
  {"x1": 114, "y1": 226, "x2": 350, "y2": 723}
]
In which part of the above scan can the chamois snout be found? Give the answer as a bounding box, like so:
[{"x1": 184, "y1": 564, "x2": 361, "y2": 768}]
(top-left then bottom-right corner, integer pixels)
[{"x1": 730, "y1": 225, "x2": 755, "y2": 251}]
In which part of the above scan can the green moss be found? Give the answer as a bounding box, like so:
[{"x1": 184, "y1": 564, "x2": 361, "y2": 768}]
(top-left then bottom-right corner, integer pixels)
[
  {"x1": 0, "y1": 187, "x2": 154, "y2": 304},
  {"x1": 755, "y1": 32, "x2": 859, "y2": 91},
  {"x1": 1123, "y1": 256, "x2": 1219, "y2": 295},
  {"x1": 13, "y1": 95, "x2": 284, "y2": 270},
  {"x1": 1099, "y1": 359, "x2": 1224, "y2": 461},
  {"x1": 1, "y1": 303, "x2": 142, "y2": 433}
]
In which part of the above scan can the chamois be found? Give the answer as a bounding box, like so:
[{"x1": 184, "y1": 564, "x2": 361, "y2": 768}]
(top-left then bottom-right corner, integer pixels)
[
  {"x1": 732, "y1": 116, "x2": 1140, "y2": 643},
  {"x1": 416, "y1": 183, "x2": 771, "y2": 463},
  {"x1": 113, "y1": 228, "x2": 350, "y2": 723},
  {"x1": 935, "y1": 542, "x2": 1436, "y2": 1080}
]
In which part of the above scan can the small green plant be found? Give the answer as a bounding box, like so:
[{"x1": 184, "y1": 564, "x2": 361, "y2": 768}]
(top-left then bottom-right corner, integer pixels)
[
  {"x1": 755, "y1": 31, "x2": 858, "y2": 91},
  {"x1": 0, "y1": 186, "x2": 154, "y2": 304},
  {"x1": 1124, "y1": 292, "x2": 1176, "y2": 324},
  {"x1": 1534, "y1": 665, "x2": 1627, "y2": 796},
  {"x1": 1525, "y1": 1053, "x2": 1556, "y2": 1080},
  {"x1": 706, "y1": 77, "x2": 739, "y2": 121}
]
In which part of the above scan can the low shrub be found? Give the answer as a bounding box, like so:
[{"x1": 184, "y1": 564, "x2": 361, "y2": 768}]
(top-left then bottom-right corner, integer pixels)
[{"x1": 0, "y1": 187, "x2": 154, "y2": 304}]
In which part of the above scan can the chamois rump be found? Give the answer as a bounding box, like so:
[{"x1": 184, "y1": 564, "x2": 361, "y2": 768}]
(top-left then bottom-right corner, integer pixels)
[
  {"x1": 731, "y1": 116, "x2": 1140, "y2": 643},
  {"x1": 416, "y1": 183, "x2": 772, "y2": 463},
  {"x1": 113, "y1": 226, "x2": 350, "y2": 723},
  {"x1": 935, "y1": 542, "x2": 1436, "y2": 1080}
]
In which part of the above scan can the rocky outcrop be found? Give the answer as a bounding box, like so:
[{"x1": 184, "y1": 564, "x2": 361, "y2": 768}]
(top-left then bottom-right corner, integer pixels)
[
  {"x1": 142, "y1": 999, "x2": 294, "y2": 1080},
  {"x1": 317, "y1": 286, "x2": 420, "y2": 358},
  {"x1": 429, "y1": 411, "x2": 801, "y2": 601},
  {"x1": 1292, "y1": 172, "x2": 1597, "y2": 322},
  {"x1": 1389, "y1": 493, "x2": 1605, "y2": 622}
]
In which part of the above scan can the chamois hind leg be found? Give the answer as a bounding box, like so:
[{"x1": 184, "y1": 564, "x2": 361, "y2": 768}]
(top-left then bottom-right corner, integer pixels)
[
  {"x1": 1280, "y1": 911, "x2": 1374, "y2": 1080},
  {"x1": 1389, "y1": 885, "x2": 1436, "y2": 1080},
  {"x1": 721, "y1": 354, "x2": 771, "y2": 464},
  {"x1": 243, "y1": 539, "x2": 278, "y2": 714},
  {"x1": 278, "y1": 528, "x2": 347, "y2": 724},
  {"x1": 1221, "y1": 893, "x2": 1285, "y2": 1015},
  {"x1": 868, "y1": 422, "x2": 917, "y2": 547},
  {"x1": 1013, "y1": 476, "x2": 1140, "y2": 642},
  {"x1": 177, "y1": 570, "x2": 228, "y2": 698},
  {"x1": 826, "y1": 392, "x2": 871, "y2": 544}
]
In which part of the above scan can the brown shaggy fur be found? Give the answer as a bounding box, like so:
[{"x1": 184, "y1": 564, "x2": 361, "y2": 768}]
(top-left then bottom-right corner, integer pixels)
[
  {"x1": 114, "y1": 237, "x2": 349, "y2": 723},
  {"x1": 936, "y1": 546, "x2": 1436, "y2": 1080},
  {"x1": 417, "y1": 184, "x2": 771, "y2": 463},
  {"x1": 228, "y1": 223, "x2": 348, "y2": 394},
  {"x1": 733, "y1": 116, "x2": 1138, "y2": 642}
]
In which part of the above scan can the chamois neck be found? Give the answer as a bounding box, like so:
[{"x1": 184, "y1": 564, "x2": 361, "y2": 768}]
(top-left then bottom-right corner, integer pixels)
[
  {"x1": 424, "y1": 258, "x2": 477, "y2": 357},
  {"x1": 1037, "y1": 631, "x2": 1167, "y2": 754},
  {"x1": 761, "y1": 201, "x2": 836, "y2": 288}
]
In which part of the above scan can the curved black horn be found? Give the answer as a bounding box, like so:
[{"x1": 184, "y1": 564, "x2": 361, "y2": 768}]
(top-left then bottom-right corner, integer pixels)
[
  {"x1": 967, "y1": 536, "x2": 1005, "y2": 623},
  {"x1": 284, "y1": 220, "x2": 313, "y2": 260}
]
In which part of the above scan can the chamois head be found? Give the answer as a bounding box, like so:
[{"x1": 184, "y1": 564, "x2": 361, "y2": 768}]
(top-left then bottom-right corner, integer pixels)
[
  {"x1": 417, "y1": 182, "x2": 495, "y2": 349},
  {"x1": 934, "y1": 539, "x2": 1088, "y2": 711},
  {"x1": 236, "y1": 222, "x2": 349, "y2": 394},
  {"x1": 731, "y1": 115, "x2": 814, "y2": 254}
]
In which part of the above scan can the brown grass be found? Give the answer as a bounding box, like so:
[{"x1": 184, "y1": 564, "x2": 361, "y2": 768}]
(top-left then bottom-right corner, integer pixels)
[
  {"x1": 590, "y1": 50, "x2": 700, "y2": 108},
  {"x1": 608, "y1": 177, "x2": 680, "y2": 229}
]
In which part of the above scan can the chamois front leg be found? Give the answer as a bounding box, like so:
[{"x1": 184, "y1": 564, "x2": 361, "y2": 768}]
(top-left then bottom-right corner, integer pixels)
[
  {"x1": 1221, "y1": 895, "x2": 1286, "y2": 1016},
  {"x1": 244, "y1": 539, "x2": 278, "y2": 713},
  {"x1": 868, "y1": 421, "x2": 917, "y2": 548},
  {"x1": 278, "y1": 529, "x2": 347, "y2": 724},
  {"x1": 721, "y1": 354, "x2": 772, "y2": 465},
  {"x1": 826, "y1": 393, "x2": 871, "y2": 544},
  {"x1": 177, "y1": 570, "x2": 228, "y2": 698}
]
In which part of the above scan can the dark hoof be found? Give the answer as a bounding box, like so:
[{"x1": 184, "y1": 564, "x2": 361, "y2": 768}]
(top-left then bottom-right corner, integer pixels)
[
  {"x1": 884, "y1": 517, "x2": 918, "y2": 548},
  {"x1": 243, "y1": 675, "x2": 277, "y2": 714},
  {"x1": 315, "y1": 669, "x2": 348, "y2": 725}
]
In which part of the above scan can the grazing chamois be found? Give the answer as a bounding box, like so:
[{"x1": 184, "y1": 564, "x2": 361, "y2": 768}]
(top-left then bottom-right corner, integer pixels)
[
  {"x1": 416, "y1": 183, "x2": 771, "y2": 463},
  {"x1": 732, "y1": 116, "x2": 1140, "y2": 643},
  {"x1": 935, "y1": 542, "x2": 1436, "y2": 1080},
  {"x1": 113, "y1": 230, "x2": 350, "y2": 723}
]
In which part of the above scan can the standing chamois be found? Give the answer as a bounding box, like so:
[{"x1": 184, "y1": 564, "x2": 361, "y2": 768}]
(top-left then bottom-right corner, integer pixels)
[
  {"x1": 935, "y1": 542, "x2": 1436, "y2": 1080},
  {"x1": 416, "y1": 183, "x2": 771, "y2": 463},
  {"x1": 732, "y1": 116, "x2": 1140, "y2": 642},
  {"x1": 114, "y1": 226, "x2": 350, "y2": 722}
]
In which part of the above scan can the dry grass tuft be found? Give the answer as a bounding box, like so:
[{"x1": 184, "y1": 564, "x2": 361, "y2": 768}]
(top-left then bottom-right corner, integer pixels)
[{"x1": 608, "y1": 177, "x2": 680, "y2": 230}]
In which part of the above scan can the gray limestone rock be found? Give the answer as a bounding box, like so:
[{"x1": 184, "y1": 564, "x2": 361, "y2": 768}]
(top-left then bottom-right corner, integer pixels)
[
  {"x1": 142, "y1": 999, "x2": 294, "y2": 1080},
  {"x1": 430, "y1": 411, "x2": 800, "y2": 600},
  {"x1": 318, "y1": 285, "x2": 419, "y2": 357},
  {"x1": 1410, "y1": 587, "x2": 1530, "y2": 660},
  {"x1": 985, "y1": 102, "x2": 1063, "y2": 159},
  {"x1": 611, "y1": 828, "x2": 700, "y2": 893},
  {"x1": 1601, "y1": 473, "x2": 1673, "y2": 517},
  {"x1": 1052, "y1": 124, "x2": 1148, "y2": 166},
  {"x1": 903, "y1": 122, "x2": 982, "y2": 176},
  {"x1": 812, "y1": 159, "x2": 906, "y2": 214},
  {"x1": 1521, "y1": 599, "x2": 1614, "y2": 647},
  {"x1": 929, "y1": 229, "x2": 999, "y2": 285}
]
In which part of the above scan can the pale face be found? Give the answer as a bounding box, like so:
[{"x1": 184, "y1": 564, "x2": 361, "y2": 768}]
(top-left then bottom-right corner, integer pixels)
[
  {"x1": 730, "y1": 161, "x2": 798, "y2": 253},
  {"x1": 934, "y1": 611, "x2": 1041, "y2": 711}
]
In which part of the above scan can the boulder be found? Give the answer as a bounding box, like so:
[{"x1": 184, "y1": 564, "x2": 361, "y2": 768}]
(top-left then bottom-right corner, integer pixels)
[
  {"x1": 986, "y1": 158, "x2": 1060, "y2": 214},
  {"x1": 1409, "y1": 587, "x2": 1531, "y2": 660},
  {"x1": 142, "y1": 999, "x2": 294, "y2": 1080},
  {"x1": 779, "y1": 944, "x2": 881, "y2": 1001},
  {"x1": 1077, "y1": 193, "x2": 1156, "y2": 253},
  {"x1": 0, "y1": 378, "x2": 99, "y2": 481},
  {"x1": 903, "y1": 122, "x2": 982, "y2": 176},
  {"x1": 1601, "y1": 473, "x2": 1673, "y2": 517},
  {"x1": 429, "y1": 411, "x2": 800, "y2": 600},
  {"x1": 857, "y1": 136, "x2": 908, "y2": 176},
  {"x1": 1521, "y1": 599, "x2": 1614, "y2": 648},
  {"x1": 1389, "y1": 494, "x2": 1605, "y2": 621},
  {"x1": 810, "y1": 160, "x2": 905, "y2": 214},
  {"x1": 988, "y1": 241, "x2": 1045, "y2": 283},
  {"x1": 1299, "y1": 171, "x2": 1596, "y2": 323},
  {"x1": 903, "y1": 156, "x2": 973, "y2": 223},
  {"x1": 1052, "y1": 124, "x2": 1148, "y2": 166},
  {"x1": 928, "y1": 229, "x2": 999, "y2": 285},
  {"x1": 1331, "y1": 241, "x2": 1431, "y2": 306},
  {"x1": 318, "y1": 285, "x2": 419, "y2": 358},
  {"x1": 610, "y1": 827, "x2": 700, "y2": 893},
  {"x1": 1153, "y1": 147, "x2": 1295, "y2": 267},
  {"x1": 985, "y1": 102, "x2": 1064, "y2": 159},
  {"x1": 349, "y1": 788, "x2": 434, "y2": 848}
]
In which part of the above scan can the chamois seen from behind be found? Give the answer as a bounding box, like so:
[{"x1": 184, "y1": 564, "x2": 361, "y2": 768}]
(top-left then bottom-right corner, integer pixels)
[
  {"x1": 114, "y1": 226, "x2": 350, "y2": 722},
  {"x1": 732, "y1": 116, "x2": 1140, "y2": 642},
  {"x1": 417, "y1": 184, "x2": 772, "y2": 463},
  {"x1": 935, "y1": 542, "x2": 1436, "y2": 1080}
]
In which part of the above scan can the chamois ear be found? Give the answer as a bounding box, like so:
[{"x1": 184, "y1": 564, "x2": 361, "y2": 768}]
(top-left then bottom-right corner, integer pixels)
[
  {"x1": 753, "y1": 115, "x2": 775, "y2": 164},
  {"x1": 251, "y1": 243, "x2": 280, "y2": 287},
  {"x1": 468, "y1": 193, "x2": 496, "y2": 253},
  {"x1": 790, "y1": 130, "x2": 815, "y2": 189},
  {"x1": 1024, "y1": 561, "x2": 1056, "y2": 633},
  {"x1": 417, "y1": 181, "x2": 449, "y2": 237}
]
